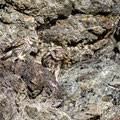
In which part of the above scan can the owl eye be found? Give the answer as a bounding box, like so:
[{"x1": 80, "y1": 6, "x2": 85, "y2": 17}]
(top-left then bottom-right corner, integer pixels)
[{"x1": 32, "y1": 41, "x2": 39, "y2": 47}]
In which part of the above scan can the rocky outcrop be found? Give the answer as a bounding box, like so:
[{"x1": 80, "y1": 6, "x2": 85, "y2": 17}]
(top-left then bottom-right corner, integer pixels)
[
  {"x1": 0, "y1": 59, "x2": 64, "y2": 98},
  {"x1": 0, "y1": 0, "x2": 120, "y2": 120}
]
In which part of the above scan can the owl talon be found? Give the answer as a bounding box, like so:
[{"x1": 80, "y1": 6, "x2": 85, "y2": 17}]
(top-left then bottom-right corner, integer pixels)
[{"x1": 18, "y1": 54, "x2": 26, "y2": 61}]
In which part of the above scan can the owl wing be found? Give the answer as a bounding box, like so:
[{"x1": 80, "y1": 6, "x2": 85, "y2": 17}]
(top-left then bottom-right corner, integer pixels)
[{"x1": 0, "y1": 50, "x2": 13, "y2": 60}]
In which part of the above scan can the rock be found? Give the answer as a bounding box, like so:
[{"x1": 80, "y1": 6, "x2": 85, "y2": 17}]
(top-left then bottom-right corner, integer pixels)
[
  {"x1": 0, "y1": 0, "x2": 120, "y2": 119},
  {"x1": 12, "y1": 59, "x2": 64, "y2": 99},
  {"x1": 100, "y1": 106, "x2": 120, "y2": 120},
  {"x1": 0, "y1": 58, "x2": 64, "y2": 99},
  {"x1": 37, "y1": 13, "x2": 118, "y2": 64},
  {"x1": 5, "y1": 0, "x2": 73, "y2": 22},
  {"x1": 112, "y1": 2, "x2": 120, "y2": 15},
  {"x1": 24, "y1": 105, "x2": 39, "y2": 119},
  {"x1": 38, "y1": 14, "x2": 106, "y2": 46},
  {"x1": 0, "y1": 58, "x2": 65, "y2": 119},
  {"x1": 0, "y1": 66, "x2": 25, "y2": 120},
  {"x1": 73, "y1": 0, "x2": 114, "y2": 14},
  {"x1": 59, "y1": 58, "x2": 120, "y2": 119}
]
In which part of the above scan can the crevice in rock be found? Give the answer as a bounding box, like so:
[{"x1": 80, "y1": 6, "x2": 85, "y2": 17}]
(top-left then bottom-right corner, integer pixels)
[
  {"x1": 0, "y1": 19, "x2": 11, "y2": 24},
  {"x1": 93, "y1": 11, "x2": 112, "y2": 16},
  {"x1": 114, "y1": 31, "x2": 120, "y2": 42},
  {"x1": 30, "y1": 51, "x2": 38, "y2": 57},
  {"x1": 60, "y1": 29, "x2": 110, "y2": 48},
  {"x1": 68, "y1": 29, "x2": 110, "y2": 47},
  {"x1": 27, "y1": 85, "x2": 44, "y2": 99},
  {"x1": 113, "y1": 46, "x2": 120, "y2": 53},
  {"x1": 88, "y1": 31, "x2": 109, "y2": 45},
  {"x1": 36, "y1": 19, "x2": 56, "y2": 30},
  {"x1": 71, "y1": 9, "x2": 84, "y2": 15},
  {"x1": 71, "y1": 7, "x2": 111, "y2": 17},
  {"x1": 71, "y1": 3, "x2": 85, "y2": 16},
  {"x1": 112, "y1": 0, "x2": 118, "y2": 3},
  {"x1": 36, "y1": 24, "x2": 51, "y2": 31},
  {"x1": 87, "y1": 115, "x2": 101, "y2": 120},
  {"x1": 93, "y1": 44, "x2": 108, "y2": 53},
  {"x1": 0, "y1": 3, "x2": 8, "y2": 9},
  {"x1": 67, "y1": 39, "x2": 84, "y2": 47},
  {"x1": 36, "y1": 15, "x2": 68, "y2": 31},
  {"x1": 57, "y1": 14, "x2": 68, "y2": 20},
  {"x1": 89, "y1": 27, "x2": 118, "y2": 46}
]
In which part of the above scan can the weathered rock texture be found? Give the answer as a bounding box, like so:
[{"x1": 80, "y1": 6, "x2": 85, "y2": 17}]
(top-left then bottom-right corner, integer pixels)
[{"x1": 0, "y1": 0, "x2": 120, "y2": 120}]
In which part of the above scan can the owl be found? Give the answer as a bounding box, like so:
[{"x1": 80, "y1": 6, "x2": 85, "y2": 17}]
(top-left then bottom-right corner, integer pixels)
[
  {"x1": 0, "y1": 35, "x2": 39, "y2": 61},
  {"x1": 41, "y1": 48, "x2": 70, "y2": 81}
]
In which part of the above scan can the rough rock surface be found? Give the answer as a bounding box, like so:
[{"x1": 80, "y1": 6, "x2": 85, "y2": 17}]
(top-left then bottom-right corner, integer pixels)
[{"x1": 0, "y1": 0, "x2": 120, "y2": 120}]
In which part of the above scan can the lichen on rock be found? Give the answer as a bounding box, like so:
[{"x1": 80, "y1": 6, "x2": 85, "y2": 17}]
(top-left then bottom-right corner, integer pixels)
[{"x1": 0, "y1": 0, "x2": 120, "y2": 120}]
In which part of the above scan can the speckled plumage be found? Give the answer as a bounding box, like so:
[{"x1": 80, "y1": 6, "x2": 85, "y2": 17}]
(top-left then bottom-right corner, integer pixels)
[
  {"x1": 0, "y1": 36, "x2": 39, "y2": 61},
  {"x1": 42, "y1": 48, "x2": 70, "y2": 81}
]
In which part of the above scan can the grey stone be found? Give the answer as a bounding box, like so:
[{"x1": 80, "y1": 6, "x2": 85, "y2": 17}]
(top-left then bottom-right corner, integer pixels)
[
  {"x1": 73, "y1": 0, "x2": 114, "y2": 14},
  {"x1": 0, "y1": 0, "x2": 120, "y2": 119}
]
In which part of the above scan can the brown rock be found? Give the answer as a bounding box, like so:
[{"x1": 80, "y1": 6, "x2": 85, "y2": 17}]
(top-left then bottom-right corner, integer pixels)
[
  {"x1": 12, "y1": 59, "x2": 64, "y2": 99},
  {"x1": 0, "y1": 59, "x2": 64, "y2": 99}
]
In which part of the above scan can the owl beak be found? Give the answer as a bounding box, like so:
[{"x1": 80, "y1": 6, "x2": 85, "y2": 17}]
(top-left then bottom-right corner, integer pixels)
[{"x1": 33, "y1": 41, "x2": 39, "y2": 46}]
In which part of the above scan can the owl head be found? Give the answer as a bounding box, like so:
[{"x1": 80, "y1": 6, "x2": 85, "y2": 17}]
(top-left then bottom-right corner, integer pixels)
[{"x1": 25, "y1": 35, "x2": 40, "y2": 47}]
